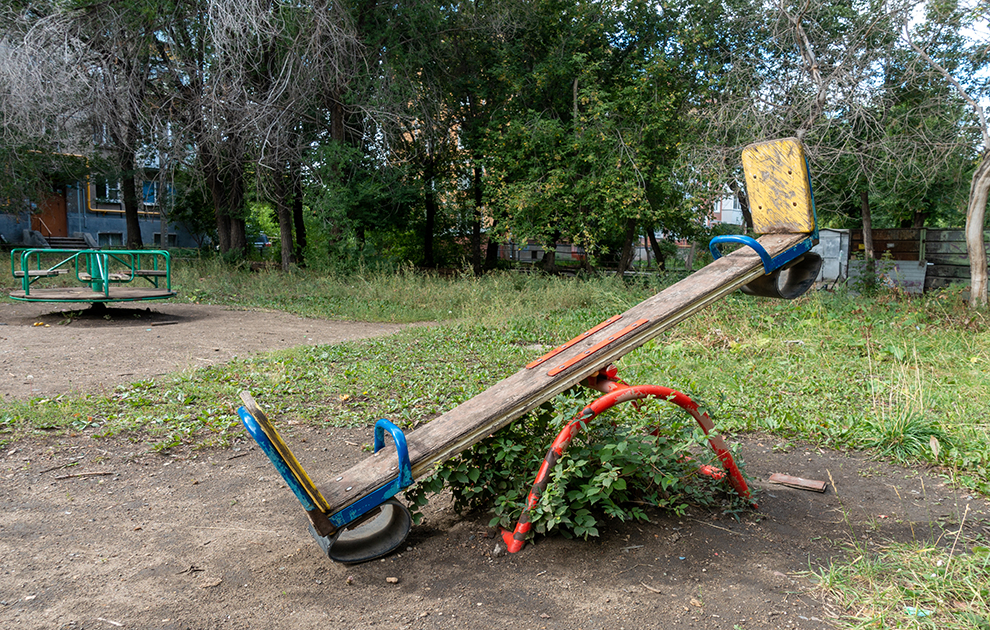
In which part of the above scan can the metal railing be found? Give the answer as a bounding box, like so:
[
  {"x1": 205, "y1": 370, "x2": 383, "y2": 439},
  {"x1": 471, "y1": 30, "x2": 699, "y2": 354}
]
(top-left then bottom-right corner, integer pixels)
[{"x1": 10, "y1": 248, "x2": 172, "y2": 299}]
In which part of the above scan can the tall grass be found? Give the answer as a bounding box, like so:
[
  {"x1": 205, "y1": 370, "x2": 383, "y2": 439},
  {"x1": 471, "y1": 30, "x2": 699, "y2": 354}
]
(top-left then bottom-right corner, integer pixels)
[
  {"x1": 170, "y1": 257, "x2": 648, "y2": 326},
  {"x1": 811, "y1": 507, "x2": 990, "y2": 629}
]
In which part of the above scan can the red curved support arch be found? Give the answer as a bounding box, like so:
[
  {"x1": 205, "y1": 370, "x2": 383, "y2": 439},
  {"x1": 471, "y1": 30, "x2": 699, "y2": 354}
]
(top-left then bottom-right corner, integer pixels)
[{"x1": 502, "y1": 379, "x2": 753, "y2": 554}]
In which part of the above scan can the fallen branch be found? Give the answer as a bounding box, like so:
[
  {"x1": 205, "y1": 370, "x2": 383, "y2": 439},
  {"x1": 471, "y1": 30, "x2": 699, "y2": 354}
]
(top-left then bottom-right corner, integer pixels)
[
  {"x1": 54, "y1": 471, "x2": 113, "y2": 480},
  {"x1": 689, "y1": 518, "x2": 747, "y2": 536},
  {"x1": 40, "y1": 459, "x2": 82, "y2": 474}
]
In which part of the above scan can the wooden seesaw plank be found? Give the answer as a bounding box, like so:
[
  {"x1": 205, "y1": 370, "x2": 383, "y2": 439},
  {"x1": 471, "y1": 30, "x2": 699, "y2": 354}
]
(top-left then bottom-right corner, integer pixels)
[{"x1": 302, "y1": 232, "x2": 809, "y2": 524}]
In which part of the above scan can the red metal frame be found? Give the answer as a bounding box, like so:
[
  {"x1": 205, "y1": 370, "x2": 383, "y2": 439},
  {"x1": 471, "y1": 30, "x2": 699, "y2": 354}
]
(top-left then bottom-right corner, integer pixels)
[{"x1": 502, "y1": 369, "x2": 753, "y2": 554}]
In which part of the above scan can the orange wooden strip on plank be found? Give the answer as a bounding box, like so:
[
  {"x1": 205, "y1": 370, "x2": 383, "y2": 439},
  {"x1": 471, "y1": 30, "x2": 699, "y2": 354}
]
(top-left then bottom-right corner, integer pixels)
[
  {"x1": 525, "y1": 315, "x2": 622, "y2": 369},
  {"x1": 546, "y1": 319, "x2": 649, "y2": 376}
]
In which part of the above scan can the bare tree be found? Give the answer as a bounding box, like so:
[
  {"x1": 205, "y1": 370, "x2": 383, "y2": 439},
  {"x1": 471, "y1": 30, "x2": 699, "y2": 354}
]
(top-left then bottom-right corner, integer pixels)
[
  {"x1": 177, "y1": 0, "x2": 362, "y2": 265},
  {"x1": 687, "y1": 0, "x2": 966, "y2": 244},
  {"x1": 0, "y1": 5, "x2": 93, "y2": 211},
  {"x1": 3, "y1": 2, "x2": 192, "y2": 248},
  {"x1": 906, "y1": 2, "x2": 990, "y2": 307},
  {"x1": 67, "y1": 2, "x2": 170, "y2": 248}
]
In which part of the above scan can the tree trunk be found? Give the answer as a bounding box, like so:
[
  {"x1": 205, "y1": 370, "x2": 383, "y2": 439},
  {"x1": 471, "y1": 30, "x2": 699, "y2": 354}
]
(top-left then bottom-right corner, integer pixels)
[
  {"x1": 214, "y1": 211, "x2": 231, "y2": 253},
  {"x1": 861, "y1": 190, "x2": 875, "y2": 273},
  {"x1": 471, "y1": 162, "x2": 483, "y2": 276},
  {"x1": 273, "y1": 167, "x2": 295, "y2": 271},
  {"x1": 291, "y1": 160, "x2": 306, "y2": 267},
  {"x1": 230, "y1": 217, "x2": 247, "y2": 253},
  {"x1": 728, "y1": 179, "x2": 753, "y2": 233},
  {"x1": 119, "y1": 147, "x2": 143, "y2": 249},
  {"x1": 202, "y1": 143, "x2": 246, "y2": 256},
  {"x1": 615, "y1": 218, "x2": 637, "y2": 277},
  {"x1": 541, "y1": 242, "x2": 557, "y2": 273},
  {"x1": 423, "y1": 158, "x2": 437, "y2": 268},
  {"x1": 965, "y1": 153, "x2": 990, "y2": 307},
  {"x1": 647, "y1": 228, "x2": 666, "y2": 271},
  {"x1": 423, "y1": 194, "x2": 437, "y2": 268},
  {"x1": 484, "y1": 228, "x2": 500, "y2": 271},
  {"x1": 158, "y1": 184, "x2": 168, "y2": 248}
]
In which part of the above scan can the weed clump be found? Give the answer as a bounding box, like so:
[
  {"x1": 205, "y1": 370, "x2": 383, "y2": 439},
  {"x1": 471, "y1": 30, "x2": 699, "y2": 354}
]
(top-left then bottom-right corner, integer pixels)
[{"x1": 405, "y1": 391, "x2": 750, "y2": 542}]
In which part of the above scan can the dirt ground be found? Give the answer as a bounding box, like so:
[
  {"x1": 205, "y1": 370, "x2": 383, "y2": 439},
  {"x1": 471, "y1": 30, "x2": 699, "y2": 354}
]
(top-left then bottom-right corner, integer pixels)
[
  {"x1": 1, "y1": 301, "x2": 988, "y2": 630},
  {"x1": 0, "y1": 301, "x2": 408, "y2": 400}
]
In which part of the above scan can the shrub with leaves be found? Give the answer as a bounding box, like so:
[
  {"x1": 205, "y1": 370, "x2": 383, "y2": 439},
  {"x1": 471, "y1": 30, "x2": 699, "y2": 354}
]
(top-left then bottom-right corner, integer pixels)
[{"x1": 404, "y1": 390, "x2": 751, "y2": 541}]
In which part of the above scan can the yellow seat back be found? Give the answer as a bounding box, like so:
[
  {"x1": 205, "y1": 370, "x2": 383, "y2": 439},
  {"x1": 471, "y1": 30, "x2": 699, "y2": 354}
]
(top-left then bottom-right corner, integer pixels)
[{"x1": 742, "y1": 138, "x2": 816, "y2": 235}]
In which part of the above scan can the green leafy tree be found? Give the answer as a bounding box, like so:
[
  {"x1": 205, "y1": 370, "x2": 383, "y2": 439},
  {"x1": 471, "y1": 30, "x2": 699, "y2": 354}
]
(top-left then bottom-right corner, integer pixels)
[{"x1": 486, "y1": 0, "x2": 723, "y2": 272}]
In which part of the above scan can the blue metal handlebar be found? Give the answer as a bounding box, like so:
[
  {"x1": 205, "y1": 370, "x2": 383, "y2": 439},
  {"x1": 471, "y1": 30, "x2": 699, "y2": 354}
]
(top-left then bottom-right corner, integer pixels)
[
  {"x1": 709, "y1": 234, "x2": 815, "y2": 275},
  {"x1": 374, "y1": 419, "x2": 413, "y2": 488},
  {"x1": 328, "y1": 419, "x2": 413, "y2": 528},
  {"x1": 709, "y1": 235, "x2": 773, "y2": 273}
]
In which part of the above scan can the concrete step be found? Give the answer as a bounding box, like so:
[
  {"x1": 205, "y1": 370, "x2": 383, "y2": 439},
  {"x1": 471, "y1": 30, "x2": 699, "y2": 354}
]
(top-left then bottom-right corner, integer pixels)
[{"x1": 46, "y1": 237, "x2": 90, "y2": 249}]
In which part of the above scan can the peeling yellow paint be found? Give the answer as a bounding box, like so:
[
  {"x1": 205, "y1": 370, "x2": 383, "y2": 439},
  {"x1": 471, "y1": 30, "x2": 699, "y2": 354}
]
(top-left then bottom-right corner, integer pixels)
[{"x1": 743, "y1": 138, "x2": 816, "y2": 235}]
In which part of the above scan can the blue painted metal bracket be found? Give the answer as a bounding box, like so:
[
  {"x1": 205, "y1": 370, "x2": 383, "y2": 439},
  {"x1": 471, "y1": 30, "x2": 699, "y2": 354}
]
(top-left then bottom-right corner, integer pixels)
[
  {"x1": 709, "y1": 234, "x2": 815, "y2": 275},
  {"x1": 239, "y1": 408, "x2": 415, "y2": 531},
  {"x1": 237, "y1": 406, "x2": 319, "y2": 512},
  {"x1": 328, "y1": 419, "x2": 413, "y2": 528}
]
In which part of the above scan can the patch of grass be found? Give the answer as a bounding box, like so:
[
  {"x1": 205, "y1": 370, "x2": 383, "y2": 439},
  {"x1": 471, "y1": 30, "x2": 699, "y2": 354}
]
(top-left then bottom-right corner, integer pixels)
[
  {"x1": 809, "y1": 458, "x2": 990, "y2": 630},
  {"x1": 0, "y1": 323, "x2": 538, "y2": 450},
  {"x1": 618, "y1": 288, "x2": 990, "y2": 494},
  {"x1": 859, "y1": 411, "x2": 948, "y2": 465},
  {"x1": 812, "y1": 538, "x2": 990, "y2": 629}
]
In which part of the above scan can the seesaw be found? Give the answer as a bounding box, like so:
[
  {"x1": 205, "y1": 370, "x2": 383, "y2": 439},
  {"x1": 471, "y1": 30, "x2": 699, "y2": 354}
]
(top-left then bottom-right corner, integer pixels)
[{"x1": 237, "y1": 137, "x2": 824, "y2": 563}]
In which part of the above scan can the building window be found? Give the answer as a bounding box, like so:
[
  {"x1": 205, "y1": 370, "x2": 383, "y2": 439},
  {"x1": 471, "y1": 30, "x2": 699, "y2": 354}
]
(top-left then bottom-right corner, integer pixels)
[
  {"x1": 153, "y1": 233, "x2": 177, "y2": 246},
  {"x1": 143, "y1": 181, "x2": 157, "y2": 206},
  {"x1": 94, "y1": 177, "x2": 120, "y2": 203},
  {"x1": 98, "y1": 232, "x2": 123, "y2": 247}
]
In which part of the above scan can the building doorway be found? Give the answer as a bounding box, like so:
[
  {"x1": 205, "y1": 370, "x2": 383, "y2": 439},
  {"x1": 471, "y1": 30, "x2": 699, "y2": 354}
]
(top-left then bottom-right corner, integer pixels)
[{"x1": 31, "y1": 187, "x2": 68, "y2": 238}]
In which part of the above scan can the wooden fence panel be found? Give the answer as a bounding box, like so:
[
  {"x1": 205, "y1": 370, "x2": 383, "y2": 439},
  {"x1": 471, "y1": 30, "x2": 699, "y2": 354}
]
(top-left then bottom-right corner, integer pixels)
[{"x1": 849, "y1": 228, "x2": 990, "y2": 292}]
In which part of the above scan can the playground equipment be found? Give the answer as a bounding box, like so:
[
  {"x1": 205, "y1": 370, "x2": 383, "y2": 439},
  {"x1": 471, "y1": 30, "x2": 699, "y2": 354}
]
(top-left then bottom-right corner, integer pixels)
[
  {"x1": 8, "y1": 248, "x2": 175, "y2": 303},
  {"x1": 237, "y1": 137, "x2": 824, "y2": 563}
]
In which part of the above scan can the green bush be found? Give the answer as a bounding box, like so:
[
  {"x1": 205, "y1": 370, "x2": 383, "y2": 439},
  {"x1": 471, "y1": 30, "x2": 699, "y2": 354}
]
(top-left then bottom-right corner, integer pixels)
[{"x1": 405, "y1": 390, "x2": 752, "y2": 541}]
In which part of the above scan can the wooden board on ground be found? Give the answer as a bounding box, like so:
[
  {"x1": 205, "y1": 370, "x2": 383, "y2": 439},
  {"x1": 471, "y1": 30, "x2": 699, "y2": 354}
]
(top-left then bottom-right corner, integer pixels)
[
  {"x1": 314, "y1": 233, "x2": 808, "y2": 519},
  {"x1": 9, "y1": 287, "x2": 176, "y2": 302}
]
